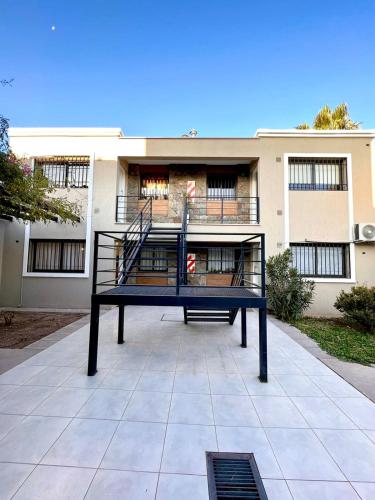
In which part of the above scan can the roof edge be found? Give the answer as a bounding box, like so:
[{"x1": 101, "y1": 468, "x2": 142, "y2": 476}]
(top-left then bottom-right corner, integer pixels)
[
  {"x1": 8, "y1": 127, "x2": 124, "y2": 138},
  {"x1": 255, "y1": 128, "x2": 375, "y2": 138}
]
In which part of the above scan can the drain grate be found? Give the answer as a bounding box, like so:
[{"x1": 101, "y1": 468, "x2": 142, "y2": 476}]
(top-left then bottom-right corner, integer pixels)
[{"x1": 206, "y1": 452, "x2": 268, "y2": 500}]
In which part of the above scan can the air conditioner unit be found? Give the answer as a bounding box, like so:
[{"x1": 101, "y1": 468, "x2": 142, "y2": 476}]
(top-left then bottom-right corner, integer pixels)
[{"x1": 354, "y1": 223, "x2": 375, "y2": 242}]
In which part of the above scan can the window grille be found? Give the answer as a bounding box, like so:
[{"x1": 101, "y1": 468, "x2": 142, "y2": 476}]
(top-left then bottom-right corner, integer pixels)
[
  {"x1": 34, "y1": 156, "x2": 90, "y2": 188},
  {"x1": 140, "y1": 177, "x2": 169, "y2": 199},
  {"x1": 207, "y1": 175, "x2": 236, "y2": 199},
  {"x1": 27, "y1": 239, "x2": 86, "y2": 273},
  {"x1": 207, "y1": 247, "x2": 235, "y2": 273},
  {"x1": 290, "y1": 243, "x2": 350, "y2": 278},
  {"x1": 139, "y1": 247, "x2": 168, "y2": 271},
  {"x1": 288, "y1": 157, "x2": 347, "y2": 191}
]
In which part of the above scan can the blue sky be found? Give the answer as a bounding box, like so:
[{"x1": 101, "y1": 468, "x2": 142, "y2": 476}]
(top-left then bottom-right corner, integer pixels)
[{"x1": 1, "y1": 0, "x2": 374, "y2": 136}]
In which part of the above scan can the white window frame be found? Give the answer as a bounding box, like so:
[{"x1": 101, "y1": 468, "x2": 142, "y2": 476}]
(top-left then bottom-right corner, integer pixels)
[
  {"x1": 22, "y1": 154, "x2": 94, "y2": 278},
  {"x1": 283, "y1": 152, "x2": 356, "y2": 283}
]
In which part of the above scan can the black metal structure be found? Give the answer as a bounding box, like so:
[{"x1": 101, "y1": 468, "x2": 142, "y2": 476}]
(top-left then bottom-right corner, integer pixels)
[
  {"x1": 206, "y1": 452, "x2": 268, "y2": 500},
  {"x1": 188, "y1": 196, "x2": 259, "y2": 224},
  {"x1": 87, "y1": 199, "x2": 267, "y2": 382}
]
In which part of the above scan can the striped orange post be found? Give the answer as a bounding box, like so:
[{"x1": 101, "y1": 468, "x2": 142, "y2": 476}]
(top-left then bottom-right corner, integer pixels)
[
  {"x1": 187, "y1": 253, "x2": 196, "y2": 273},
  {"x1": 187, "y1": 180, "x2": 196, "y2": 202}
]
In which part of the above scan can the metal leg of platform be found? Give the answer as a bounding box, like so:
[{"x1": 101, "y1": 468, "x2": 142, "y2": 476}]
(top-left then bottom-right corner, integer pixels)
[
  {"x1": 88, "y1": 300, "x2": 100, "y2": 376},
  {"x1": 118, "y1": 305, "x2": 124, "y2": 344},
  {"x1": 259, "y1": 307, "x2": 268, "y2": 382},
  {"x1": 241, "y1": 308, "x2": 247, "y2": 348}
]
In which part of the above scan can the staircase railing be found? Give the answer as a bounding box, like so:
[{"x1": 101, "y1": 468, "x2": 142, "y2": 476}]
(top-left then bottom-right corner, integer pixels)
[
  {"x1": 178, "y1": 196, "x2": 188, "y2": 287},
  {"x1": 118, "y1": 198, "x2": 152, "y2": 285}
]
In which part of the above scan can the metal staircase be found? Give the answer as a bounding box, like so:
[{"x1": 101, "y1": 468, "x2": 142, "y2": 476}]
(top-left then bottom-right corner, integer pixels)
[{"x1": 183, "y1": 242, "x2": 244, "y2": 324}]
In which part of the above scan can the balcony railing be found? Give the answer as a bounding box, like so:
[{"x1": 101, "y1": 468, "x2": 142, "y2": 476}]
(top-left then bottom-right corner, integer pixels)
[
  {"x1": 188, "y1": 197, "x2": 259, "y2": 224},
  {"x1": 116, "y1": 195, "x2": 260, "y2": 224}
]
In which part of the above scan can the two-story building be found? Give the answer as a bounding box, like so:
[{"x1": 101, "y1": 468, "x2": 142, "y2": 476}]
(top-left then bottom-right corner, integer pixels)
[{"x1": 1, "y1": 127, "x2": 374, "y2": 315}]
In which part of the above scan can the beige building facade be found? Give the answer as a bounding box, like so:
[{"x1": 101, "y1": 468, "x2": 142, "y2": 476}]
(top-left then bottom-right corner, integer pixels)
[{"x1": 1, "y1": 127, "x2": 374, "y2": 315}]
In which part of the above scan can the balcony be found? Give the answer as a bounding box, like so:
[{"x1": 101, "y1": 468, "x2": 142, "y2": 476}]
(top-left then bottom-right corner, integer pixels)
[
  {"x1": 116, "y1": 195, "x2": 259, "y2": 225},
  {"x1": 187, "y1": 197, "x2": 259, "y2": 225}
]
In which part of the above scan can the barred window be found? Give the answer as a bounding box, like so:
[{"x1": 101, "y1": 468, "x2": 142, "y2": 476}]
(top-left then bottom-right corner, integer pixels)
[
  {"x1": 289, "y1": 157, "x2": 347, "y2": 191},
  {"x1": 207, "y1": 175, "x2": 236, "y2": 199},
  {"x1": 27, "y1": 240, "x2": 86, "y2": 273},
  {"x1": 34, "y1": 156, "x2": 89, "y2": 188},
  {"x1": 290, "y1": 243, "x2": 350, "y2": 278},
  {"x1": 140, "y1": 247, "x2": 167, "y2": 271},
  {"x1": 207, "y1": 247, "x2": 235, "y2": 273},
  {"x1": 140, "y1": 176, "x2": 169, "y2": 199}
]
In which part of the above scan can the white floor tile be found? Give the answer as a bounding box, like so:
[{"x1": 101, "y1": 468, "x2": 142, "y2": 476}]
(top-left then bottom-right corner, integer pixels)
[
  {"x1": 136, "y1": 371, "x2": 175, "y2": 392},
  {"x1": 156, "y1": 473, "x2": 209, "y2": 500},
  {"x1": 13, "y1": 465, "x2": 95, "y2": 500},
  {"x1": 209, "y1": 373, "x2": 247, "y2": 395},
  {"x1": 263, "y1": 480, "x2": 293, "y2": 500},
  {"x1": 31, "y1": 387, "x2": 94, "y2": 417},
  {"x1": 212, "y1": 395, "x2": 260, "y2": 427},
  {"x1": 100, "y1": 369, "x2": 142, "y2": 390},
  {"x1": 0, "y1": 415, "x2": 70, "y2": 463},
  {"x1": 351, "y1": 482, "x2": 375, "y2": 500},
  {"x1": 0, "y1": 365, "x2": 45, "y2": 385},
  {"x1": 291, "y1": 397, "x2": 357, "y2": 429},
  {"x1": 315, "y1": 429, "x2": 375, "y2": 482},
  {"x1": 169, "y1": 393, "x2": 213, "y2": 425},
  {"x1": 276, "y1": 374, "x2": 324, "y2": 397},
  {"x1": 0, "y1": 385, "x2": 55, "y2": 415},
  {"x1": 174, "y1": 372, "x2": 210, "y2": 394},
  {"x1": 42, "y1": 418, "x2": 117, "y2": 468},
  {"x1": 101, "y1": 421, "x2": 166, "y2": 472},
  {"x1": 0, "y1": 414, "x2": 24, "y2": 440},
  {"x1": 252, "y1": 396, "x2": 308, "y2": 428},
  {"x1": 161, "y1": 423, "x2": 217, "y2": 474},
  {"x1": 287, "y1": 480, "x2": 360, "y2": 500},
  {"x1": 333, "y1": 397, "x2": 375, "y2": 430},
  {"x1": 24, "y1": 366, "x2": 76, "y2": 387},
  {"x1": 0, "y1": 463, "x2": 34, "y2": 499},
  {"x1": 86, "y1": 469, "x2": 158, "y2": 500},
  {"x1": 123, "y1": 391, "x2": 171, "y2": 423},
  {"x1": 78, "y1": 389, "x2": 131, "y2": 420},
  {"x1": 266, "y1": 428, "x2": 345, "y2": 480},
  {"x1": 310, "y1": 375, "x2": 363, "y2": 398}
]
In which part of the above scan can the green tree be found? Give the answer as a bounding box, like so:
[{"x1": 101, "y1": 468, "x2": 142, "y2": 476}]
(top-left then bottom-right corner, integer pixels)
[
  {"x1": 0, "y1": 112, "x2": 79, "y2": 224},
  {"x1": 296, "y1": 103, "x2": 360, "y2": 130}
]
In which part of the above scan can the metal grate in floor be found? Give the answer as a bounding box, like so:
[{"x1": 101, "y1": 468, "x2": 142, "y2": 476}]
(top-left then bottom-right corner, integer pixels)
[{"x1": 206, "y1": 452, "x2": 268, "y2": 499}]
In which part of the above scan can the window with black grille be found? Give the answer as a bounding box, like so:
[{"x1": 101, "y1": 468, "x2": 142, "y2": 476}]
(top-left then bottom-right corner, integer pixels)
[
  {"x1": 290, "y1": 243, "x2": 350, "y2": 278},
  {"x1": 34, "y1": 156, "x2": 90, "y2": 188},
  {"x1": 207, "y1": 175, "x2": 236, "y2": 199},
  {"x1": 288, "y1": 157, "x2": 347, "y2": 191},
  {"x1": 27, "y1": 240, "x2": 86, "y2": 273},
  {"x1": 207, "y1": 247, "x2": 236, "y2": 273},
  {"x1": 139, "y1": 247, "x2": 168, "y2": 271}
]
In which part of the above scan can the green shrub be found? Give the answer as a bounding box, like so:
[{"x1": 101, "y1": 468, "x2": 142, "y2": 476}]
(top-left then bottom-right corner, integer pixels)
[
  {"x1": 266, "y1": 249, "x2": 315, "y2": 321},
  {"x1": 334, "y1": 286, "x2": 375, "y2": 333}
]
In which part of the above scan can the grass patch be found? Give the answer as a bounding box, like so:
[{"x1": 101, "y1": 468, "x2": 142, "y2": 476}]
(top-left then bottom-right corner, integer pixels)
[{"x1": 291, "y1": 317, "x2": 375, "y2": 366}]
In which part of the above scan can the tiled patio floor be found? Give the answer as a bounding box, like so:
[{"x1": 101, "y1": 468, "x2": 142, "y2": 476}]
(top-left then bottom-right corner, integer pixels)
[{"x1": 0, "y1": 306, "x2": 375, "y2": 499}]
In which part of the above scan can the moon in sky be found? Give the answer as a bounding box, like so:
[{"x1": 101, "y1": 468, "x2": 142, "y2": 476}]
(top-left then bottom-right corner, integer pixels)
[{"x1": 51, "y1": 26, "x2": 56, "y2": 31}]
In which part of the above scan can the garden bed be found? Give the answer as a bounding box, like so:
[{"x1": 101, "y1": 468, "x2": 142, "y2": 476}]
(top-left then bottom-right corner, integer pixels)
[
  {"x1": 0, "y1": 311, "x2": 86, "y2": 349},
  {"x1": 291, "y1": 317, "x2": 375, "y2": 366}
]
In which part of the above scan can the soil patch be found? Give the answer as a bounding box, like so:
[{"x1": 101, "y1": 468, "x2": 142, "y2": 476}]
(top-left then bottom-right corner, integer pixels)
[{"x1": 0, "y1": 312, "x2": 86, "y2": 349}]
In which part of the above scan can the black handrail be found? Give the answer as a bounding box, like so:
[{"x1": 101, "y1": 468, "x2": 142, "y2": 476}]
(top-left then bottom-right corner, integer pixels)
[
  {"x1": 187, "y1": 196, "x2": 259, "y2": 224},
  {"x1": 179, "y1": 196, "x2": 188, "y2": 285},
  {"x1": 117, "y1": 198, "x2": 152, "y2": 285}
]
